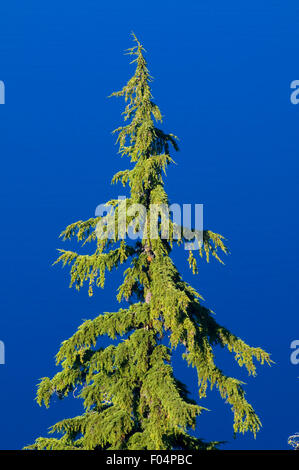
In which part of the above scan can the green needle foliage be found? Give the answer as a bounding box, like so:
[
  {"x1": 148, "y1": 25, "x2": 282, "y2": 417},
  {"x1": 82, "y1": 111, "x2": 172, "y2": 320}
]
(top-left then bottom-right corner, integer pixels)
[{"x1": 26, "y1": 34, "x2": 272, "y2": 451}]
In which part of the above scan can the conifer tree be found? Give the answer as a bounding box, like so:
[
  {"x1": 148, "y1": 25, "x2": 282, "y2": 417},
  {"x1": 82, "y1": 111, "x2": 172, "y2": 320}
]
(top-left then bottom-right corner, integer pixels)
[{"x1": 26, "y1": 34, "x2": 272, "y2": 450}]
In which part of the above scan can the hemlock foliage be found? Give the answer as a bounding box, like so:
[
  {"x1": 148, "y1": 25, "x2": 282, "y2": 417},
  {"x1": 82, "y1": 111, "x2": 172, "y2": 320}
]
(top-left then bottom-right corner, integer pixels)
[{"x1": 26, "y1": 34, "x2": 272, "y2": 451}]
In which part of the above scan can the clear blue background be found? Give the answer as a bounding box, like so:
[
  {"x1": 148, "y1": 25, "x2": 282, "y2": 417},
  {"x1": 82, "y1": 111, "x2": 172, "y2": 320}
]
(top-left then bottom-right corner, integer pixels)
[{"x1": 0, "y1": 0, "x2": 298, "y2": 450}]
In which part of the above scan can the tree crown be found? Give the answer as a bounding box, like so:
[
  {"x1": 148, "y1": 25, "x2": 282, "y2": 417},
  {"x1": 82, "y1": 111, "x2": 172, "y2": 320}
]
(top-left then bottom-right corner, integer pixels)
[{"x1": 26, "y1": 34, "x2": 272, "y2": 451}]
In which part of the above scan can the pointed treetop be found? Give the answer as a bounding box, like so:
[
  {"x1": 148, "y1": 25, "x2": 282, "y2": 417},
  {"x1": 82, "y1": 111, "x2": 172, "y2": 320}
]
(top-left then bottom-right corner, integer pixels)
[{"x1": 125, "y1": 32, "x2": 147, "y2": 59}]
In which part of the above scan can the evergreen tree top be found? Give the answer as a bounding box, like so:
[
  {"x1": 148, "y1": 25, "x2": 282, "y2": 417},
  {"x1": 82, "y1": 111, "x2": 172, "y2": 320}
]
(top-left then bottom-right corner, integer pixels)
[{"x1": 26, "y1": 35, "x2": 272, "y2": 451}]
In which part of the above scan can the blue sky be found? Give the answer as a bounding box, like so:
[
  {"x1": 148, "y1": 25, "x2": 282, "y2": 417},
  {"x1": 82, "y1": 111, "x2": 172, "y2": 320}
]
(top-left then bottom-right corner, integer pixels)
[{"x1": 0, "y1": 1, "x2": 299, "y2": 450}]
